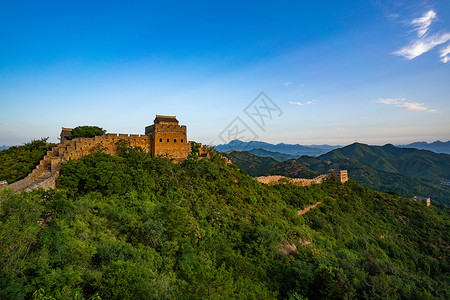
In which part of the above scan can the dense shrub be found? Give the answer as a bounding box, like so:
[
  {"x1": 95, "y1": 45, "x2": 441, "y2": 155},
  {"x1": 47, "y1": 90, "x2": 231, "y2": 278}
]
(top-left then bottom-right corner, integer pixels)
[{"x1": 0, "y1": 146, "x2": 448, "y2": 299}]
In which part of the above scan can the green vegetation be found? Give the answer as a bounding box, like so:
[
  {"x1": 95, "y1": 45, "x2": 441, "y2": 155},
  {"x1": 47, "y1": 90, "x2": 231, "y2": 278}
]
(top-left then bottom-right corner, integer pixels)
[
  {"x1": 296, "y1": 156, "x2": 450, "y2": 206},
  {"x1": 1, "y1": 145, "x2": 449, "y2": 299},
  {"x1": 224, "y1": 151, "x2": 318, "y2": 178},
  {"x1": 320, "y1": 143, "x2": 450, "y2": 183},
  {"x1": 247, "y1": 149, "x2": 299, "y2": 161},
  {"x1": 0, "y1": 138, "x2": 54, "y2": 184},
  {"x1": 224, "y1": 145, "x2": 450, "y2": 206},
  {"x1": 67, "y1": 126, "x2": 106, "y2": 140}
]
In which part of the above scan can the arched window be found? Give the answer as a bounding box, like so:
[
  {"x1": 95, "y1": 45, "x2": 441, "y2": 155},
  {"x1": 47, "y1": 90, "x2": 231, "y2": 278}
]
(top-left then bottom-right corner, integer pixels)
[
  {"x1": 181, "y1": 139, "x2": 184, "y2": 143},
  {"x1": 174, "y1": 138, "x2": 177, "y2": 142},
  {"x1": 159, "y1": 138, "x2": 162, "y2": 142},
  {"x1": 167, "y1": 138, "x2": 170, "y2": 142}
]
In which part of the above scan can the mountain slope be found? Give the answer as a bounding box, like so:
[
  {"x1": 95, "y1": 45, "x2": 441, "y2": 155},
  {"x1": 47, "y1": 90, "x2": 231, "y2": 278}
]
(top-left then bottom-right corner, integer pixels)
[
  {"x1": 0, "y1": 147, "x2": 448, "y2": 299},
  {"x1": 215, "y1": 139, "x2": 340, "y2": 156},
  {"x1": 224, "y1": 150, "x2": 318, "y2": 178},
  {"x1": 398, "y1": 140, "x2": 450, "y2": 154},
  {"x1": 247, "y1": 148, "x2": 298, "y2": 161},
  {"x1": 225, "y1": 146, "x2": 450, "y2": 206},
  {"x1": 0, "y1": 139, "x2": 55, "y2": 184},
  {"x1": 296, "y1": 156, "x2": 450, "y2": 206},
  {"x1": 320, "y1": 143, "x2": 450, "y2": 183}
]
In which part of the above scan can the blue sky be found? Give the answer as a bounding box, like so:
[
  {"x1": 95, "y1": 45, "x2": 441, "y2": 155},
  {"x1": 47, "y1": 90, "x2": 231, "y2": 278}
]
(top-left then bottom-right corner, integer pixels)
[{"x1": 1, "y1": 0, "x2": 449, "y2": 146}]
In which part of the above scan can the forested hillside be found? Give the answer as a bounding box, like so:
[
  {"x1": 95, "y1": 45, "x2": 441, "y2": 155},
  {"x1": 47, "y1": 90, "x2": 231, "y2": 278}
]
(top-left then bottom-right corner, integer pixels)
[
  {"x1": 223, "y1": 145, "x2": 450, "y2": 206},
  {"x1": 320, "y1": 143, "x2": 450, "y2": 183},
  {"x1": 296, "y1": 156, "x2": 450, "y2": 206},
  {"x1": 224, "y1": 151, "x2": 318, "y2": 178},
  {"x1": 0, "y1": 139, "x2": 54, "y2": 184},
  {"x1": 1, "y1": 146, "x2": 449, "y2": 299}
]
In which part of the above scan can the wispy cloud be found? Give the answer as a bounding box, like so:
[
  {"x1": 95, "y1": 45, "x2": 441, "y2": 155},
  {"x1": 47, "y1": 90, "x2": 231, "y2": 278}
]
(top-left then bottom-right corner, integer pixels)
[
  {"x1": 394, "y1": 33, "x2": 450, "y2": 59},
  {"x1": 440, "y1": 43, "x2": 450, "y2": 63},
  {"x1": 283, "y1": 81, "x2": 292, "y2": 87},
  {"x1": 377, "y1": 97, "x2": 436, "y2": 112},
  {"x1": 289, "y1": 101, "x2": 313, "y2": 106},
  {"x1": 393, "y1": 10, "x2": 450, "y2": 62},
  {"x1": 411, "y1": 10, "x2": 436, "y2": 37}
]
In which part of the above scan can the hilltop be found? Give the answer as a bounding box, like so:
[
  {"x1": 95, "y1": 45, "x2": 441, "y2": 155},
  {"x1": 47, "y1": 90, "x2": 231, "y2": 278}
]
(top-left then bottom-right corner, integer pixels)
[
  {"x1": 223, "y1": 150, "x2": 318, "y2": 178},
  {"x1": 0, "y1": 144, "x2": 449, "y2": 299},
  {"x1": 398, "y1": 140, "x2": 450, "y2": 154}
]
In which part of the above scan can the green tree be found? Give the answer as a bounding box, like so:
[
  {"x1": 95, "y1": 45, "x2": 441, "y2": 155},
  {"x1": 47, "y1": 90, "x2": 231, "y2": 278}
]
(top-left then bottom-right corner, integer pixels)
[{"x1": 67, "y1": 126, "x2": 106, "y2": 140}]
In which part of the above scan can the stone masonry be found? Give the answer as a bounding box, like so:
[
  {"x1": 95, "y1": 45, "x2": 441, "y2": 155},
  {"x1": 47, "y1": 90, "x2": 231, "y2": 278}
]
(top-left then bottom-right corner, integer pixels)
[{"x1": 2, "y1": 115, "x2": 205, "y2": 193}]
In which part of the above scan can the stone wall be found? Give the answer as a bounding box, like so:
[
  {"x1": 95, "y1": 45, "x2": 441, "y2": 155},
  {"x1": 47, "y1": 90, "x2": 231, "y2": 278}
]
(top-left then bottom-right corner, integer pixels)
[
  {"x1": 2, "y1": 134, "x2": 153, "y2": 193},
  {"x1": 255, "y1": 174, "x2": 329, "y2": 186},
  {"x1": 1, "y1": 117, "x2": 198, "y2": 193}
]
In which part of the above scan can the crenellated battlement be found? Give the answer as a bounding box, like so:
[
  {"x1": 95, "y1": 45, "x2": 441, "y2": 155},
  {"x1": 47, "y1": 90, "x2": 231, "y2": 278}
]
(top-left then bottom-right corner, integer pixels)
[{"x1": 2, "y1": 115, "x2": 193, "y2": 193}]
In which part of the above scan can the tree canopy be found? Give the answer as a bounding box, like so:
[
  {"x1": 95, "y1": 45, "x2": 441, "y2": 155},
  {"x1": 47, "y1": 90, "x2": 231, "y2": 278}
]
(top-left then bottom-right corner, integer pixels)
[
  {"x1": 0, "y1": 144, "x2": 449, "y2": 299},
  {"x1": 0, "y1": 138, "x2": 54, "y2": 184},
  {"x1": 67, "y1": 126, "x2": 106, "y2": 140}
]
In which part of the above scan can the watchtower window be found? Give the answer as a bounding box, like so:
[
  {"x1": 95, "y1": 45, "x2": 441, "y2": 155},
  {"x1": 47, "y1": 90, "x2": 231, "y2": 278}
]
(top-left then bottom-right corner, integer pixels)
[
  {"x1": 181, "y1": 139, "x2": 184, "y2": 143},
  {"x1": 159, "y1": 138, "x2": 162, "y2": 142},
  {"x1": 174, "y1": 138, "x2": 177, "y2": 143},
  {"x1": 167, "y1": 138, "x2": 170, "y2": 142}
]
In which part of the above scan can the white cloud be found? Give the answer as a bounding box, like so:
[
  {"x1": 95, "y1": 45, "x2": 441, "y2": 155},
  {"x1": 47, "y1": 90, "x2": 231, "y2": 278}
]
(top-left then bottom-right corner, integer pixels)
[
  {"x1": 377, "y1": 97, "x2": 436, "y2": 112},
  {"x1": 289, "y1": 100, "x2": 314, "y2": 106},
  {"x1": 393, "y1": 10, "x2": 450, "y2": 63},
  {"x1": 394, "y1": 33, "x2": 450, "y2": 59},
  {"x1": 411, "y1": 10, "x2": 436, "y2": 37},
  {"x1": 440, "y1": 43, "x2": 450, "y2": 63},
  {"x1": 283, "y1": 81, "x2": 292, "y2": 87}
]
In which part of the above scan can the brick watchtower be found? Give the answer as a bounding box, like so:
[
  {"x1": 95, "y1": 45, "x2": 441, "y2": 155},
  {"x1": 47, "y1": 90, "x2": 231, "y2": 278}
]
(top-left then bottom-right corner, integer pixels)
[{"x1": 145, "y1": 115, "x2": 189, "y2": 160}]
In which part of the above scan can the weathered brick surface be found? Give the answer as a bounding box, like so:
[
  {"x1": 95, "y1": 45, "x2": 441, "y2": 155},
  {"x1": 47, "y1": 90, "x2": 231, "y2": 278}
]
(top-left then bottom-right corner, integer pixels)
[
  {"x1": 255, "y1": 174, "x2": 329, "y2": 186},
  {"x1": 1, "y1": 115, "x2": 197, "y2": 193}
]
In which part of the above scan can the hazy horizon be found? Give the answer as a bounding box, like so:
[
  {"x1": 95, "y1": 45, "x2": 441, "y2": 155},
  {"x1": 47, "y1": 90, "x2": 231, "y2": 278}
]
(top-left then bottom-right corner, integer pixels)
[{"x1": 1, "y1": 1, "x2": 449, "y2": 146}]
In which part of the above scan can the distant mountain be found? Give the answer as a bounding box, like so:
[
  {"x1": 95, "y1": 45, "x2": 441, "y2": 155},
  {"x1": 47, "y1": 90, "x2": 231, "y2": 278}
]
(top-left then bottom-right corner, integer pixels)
[
  {"x1": 320, "y1": 143, "x2": 450, "y2": 183},
  {"x1": 214, "y1": 140, "x2": 340, "y2": 157},
  {"x1": 247, "y1": 148, "x2": 298, "y2": 161},
  {"x1": 398, "y1": 140, "x2": 450, "y2": 154},
  {"x1": 223, "y1": 150, "x2": 318, "y2": 178},
  {"x1": 0, "y1": 145, "x2": 10, "y2": 151},
  {"x1": 296, "y1": 156, "x2": 450, "y2": 206},
  {"x1": 224, "y1": 143, "x2": 450, "y2": 206}
]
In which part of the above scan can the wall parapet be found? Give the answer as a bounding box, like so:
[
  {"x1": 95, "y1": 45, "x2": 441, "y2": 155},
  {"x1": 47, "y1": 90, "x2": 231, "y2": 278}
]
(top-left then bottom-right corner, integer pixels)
[{"x1": 255, "y1": 174, "x2": 329, "y2": 186}]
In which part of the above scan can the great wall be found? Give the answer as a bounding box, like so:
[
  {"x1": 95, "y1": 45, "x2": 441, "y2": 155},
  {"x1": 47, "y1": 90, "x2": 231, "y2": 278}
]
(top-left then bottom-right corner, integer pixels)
[
  {"x1": 255, "y1": 169, "x2": 348, "y2": 187},
  {"x1": 254, "y1": 175, "x2": 329, "y2": 186},
  {"x1": 1, "y1": 115, "x2": 208, "y2": 193},
  {"x1": 0, "y1": 115, "x2": 348, "y2": 193}
]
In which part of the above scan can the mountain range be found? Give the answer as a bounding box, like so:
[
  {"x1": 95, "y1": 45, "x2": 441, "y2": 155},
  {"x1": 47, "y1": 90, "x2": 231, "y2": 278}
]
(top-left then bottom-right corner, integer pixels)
[
  {"x1": 398, "y1": 140, "x2": 450, "y2": 154},
  {"x1": 320, "y1": 143, "x2": 450, "y2": 183},
  {"x1": 214, "y1": 140, "x2": 340, "y2": 157},
  {"x1": 0, "y1": 146, "x2": 10, "y2": 151},
  {"x1": 215, "y1": 139, "x2": 450, "y2": 158},
  {"x1": 224, "y1": 143, "x2": 450, "y2": 206}
]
